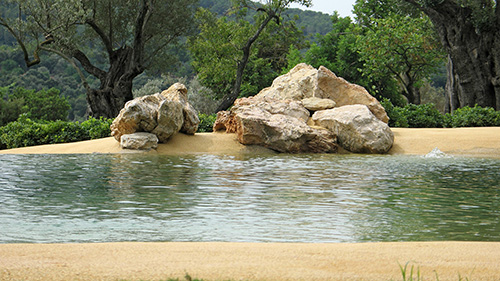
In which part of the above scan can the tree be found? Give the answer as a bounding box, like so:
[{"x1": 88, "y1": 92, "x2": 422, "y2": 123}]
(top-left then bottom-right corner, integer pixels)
[
  {"x1": 358, "y1": 14, "x2": 445, "y2": 104},
  {"x1": 0, "y1": 87, "x2": 70, "y2": 126},
  {"x1": 190, "y1": 0, "x2": 311, "y2": 112},
  {"x1": 0, "y1": 0, "x2": 197, "y2": 118},
  {"x1": 284, "y1": 12, "x2": 404, "y2": 105},
  {"x1": 398, "y1": 0, "x2": 500, "y2": 112}
]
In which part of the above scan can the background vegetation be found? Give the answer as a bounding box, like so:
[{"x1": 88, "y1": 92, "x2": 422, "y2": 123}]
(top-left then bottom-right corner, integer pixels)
[{"x1": 1, "y1": 0, "x2": 498, "y2": 149}]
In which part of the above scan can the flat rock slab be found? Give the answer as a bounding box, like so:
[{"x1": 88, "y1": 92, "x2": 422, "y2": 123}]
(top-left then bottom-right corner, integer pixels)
[{"x1": 120, "y1": 132, "x2": 158, "y2": 150}]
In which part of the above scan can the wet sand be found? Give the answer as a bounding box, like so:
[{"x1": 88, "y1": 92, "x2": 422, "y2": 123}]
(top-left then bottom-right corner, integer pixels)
[{"x1": 1, "y1": 127, "x2": 500, "y2": 280}]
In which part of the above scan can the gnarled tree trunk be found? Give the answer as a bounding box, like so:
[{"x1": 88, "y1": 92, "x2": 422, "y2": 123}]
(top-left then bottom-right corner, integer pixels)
[
  {"x1": 408, "y1": 0, "x2": 500, "y2": 112},
  {"x1": 84, "y1": 47, "x2": 139, "y2": 118}
]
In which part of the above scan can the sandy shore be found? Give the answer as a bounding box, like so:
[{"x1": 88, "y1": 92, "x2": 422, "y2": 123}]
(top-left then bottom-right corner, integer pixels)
[
  {"x1": 1, "y1": 127, "x2": 500, "y2": 280},
  {"x1": 1, "y1": 242, "x2": 500, "y2": 281},
  {"x1": 1, "y1": 127, "x2": 500, "y2": 157}
]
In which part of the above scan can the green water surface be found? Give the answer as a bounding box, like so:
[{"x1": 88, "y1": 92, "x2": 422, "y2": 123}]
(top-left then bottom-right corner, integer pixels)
[{"x1": 0, "y1": 153, "x2": 499, "y2": 243}]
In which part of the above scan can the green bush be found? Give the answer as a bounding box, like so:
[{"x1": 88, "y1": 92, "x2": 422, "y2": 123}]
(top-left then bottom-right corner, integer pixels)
[
  {"x1": 197, "y1": 113, "x2": 217, "y2": 132},
  {"x1": 81, "y1": 117, "x2": 114, "y2": 139},
  {"x1": 10, "y1": 87, "x2": 70, "y2": 121},
  {"x1": 401, "y1": 103, "x2": 444, "y2": 128},
  {"x1": 380, "y1": 99, "x2": 409, "y2": 128},
  {"x1": 0, "y1": 115, "x2": 113, "y2": 149},
  {"x1": 382, "y1": 100, "x2": 500, "y2": 128},
  {"x1": 445, "y1": 105, "x2": 500, "y2": 127}
]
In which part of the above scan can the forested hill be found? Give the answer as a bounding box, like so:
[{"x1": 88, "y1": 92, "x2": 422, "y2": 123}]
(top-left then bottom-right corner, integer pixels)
[
  {"x1": 0, "y1": 0, "x2": 333, "y2": 46},
  {"x1": 199, "y1": 0, "x2": 333, "y2": 36},
  {"x1": 0, "y1": 0, "x2": 334, "y2": 121}
]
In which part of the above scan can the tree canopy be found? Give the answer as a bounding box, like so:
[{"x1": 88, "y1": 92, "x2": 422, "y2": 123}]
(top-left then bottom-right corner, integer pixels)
[
  {"x1": 189, "y1": 0, "x2": 311, "y2": 112},
  {"x1": 0, "y1": 0, "x2": 198, "y2": 118}
]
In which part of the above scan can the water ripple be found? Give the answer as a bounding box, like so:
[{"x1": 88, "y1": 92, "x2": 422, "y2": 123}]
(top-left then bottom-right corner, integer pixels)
[{"x1": 0, "y1": 153, "x2": 499, "y2": 243}]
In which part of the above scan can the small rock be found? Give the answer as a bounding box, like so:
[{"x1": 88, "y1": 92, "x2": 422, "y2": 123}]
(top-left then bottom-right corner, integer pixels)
[
  {"x1": 301, "y1": 97, "x2": 336, "y2": 111},
  {"x1": 120, "y1": 132, "x2": 158, "y2": 150}
]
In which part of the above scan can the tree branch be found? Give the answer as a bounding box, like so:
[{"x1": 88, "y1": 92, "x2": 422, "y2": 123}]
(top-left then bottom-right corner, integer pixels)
[
  {"x1": 40, "y1": 46, "x2": 91, "y2": 91},
  {"x1": 85, "y1": 19, "x2": 113, "y2": 55},
  {"x1": 131, "y1": 0, "x2": 152, "y2": 68},
  {"x1": 0, "y1": 17, "x2": 53, "y2": 67},
  {"x1": 72, "y1": 49, "x2": 107, "y2": 80}
]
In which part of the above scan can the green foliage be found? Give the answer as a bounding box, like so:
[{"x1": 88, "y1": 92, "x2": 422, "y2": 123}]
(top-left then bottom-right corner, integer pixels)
[
  {"x1": 0, "y1": 87, "x2": 70, "y2": 126},
  {"x1": 446, "y1": 105, "x2": 500, "y2": 128},
  {"x1": 401, "y1": 103, "x2": 444, "y2": 128},
  {"x1": 80, "y1": 117, "x2": 114, "y2": 139},
  {"x1": 381, "y1": 99, "x2": 444, "y2": 128},
  {"x1": 380, "y1": 99, "x2": 409, "y2": 128},
  {"x1": 11, "y1": 87, "x2": 70, "y2": 121},
  {"x1": 382, "y1": 100, "x2": 500, "y2": 128},
  {"x1": 357, "y1": 14, "x2": 445, "y2": 104},
  {"x1": 197, "y1": 113, "x2": 217, "y2": 132},
  {"x1": 0, "y1": 86, "x2": 23, "y2": 126},
  {"x1": 0, "y1": 115, "x2": 113, "y2": 149}
]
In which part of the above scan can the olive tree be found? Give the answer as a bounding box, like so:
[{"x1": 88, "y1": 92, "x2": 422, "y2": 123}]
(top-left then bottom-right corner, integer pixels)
[
  {"x1": 365, "y1": 0, "x2": 500, "y2": 112},
  {"x1": 0, "y1": 0, "x2": 197, "y2": 118}
]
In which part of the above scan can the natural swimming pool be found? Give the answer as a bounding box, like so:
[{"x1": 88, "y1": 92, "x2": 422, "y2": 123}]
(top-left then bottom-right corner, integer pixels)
[{"x1": 1, "y1": 153, "x2": 499, "y2": 243}]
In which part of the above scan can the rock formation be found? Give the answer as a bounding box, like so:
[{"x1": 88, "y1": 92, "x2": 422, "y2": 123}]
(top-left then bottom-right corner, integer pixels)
[
  {"x1": 257, "y1": 63, "x2": 389, "y2": 123},
  {"x1": 214, "y1": 64, "x2": 394, "y2": 154},
  {"x1": 214, "y1": 97, "x2": 337, "y2": 153},
  {"x1": 111, "y1": 83, "x2": 199, "y2": 147},
  {"x1": 312, "y1": 105, "x2": 394, "y2": 154}
]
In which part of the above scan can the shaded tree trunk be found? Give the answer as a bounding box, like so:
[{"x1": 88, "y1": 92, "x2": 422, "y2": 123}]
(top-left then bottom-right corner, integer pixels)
[
  {"x1": 83, "y1": 47, "x2": 140, "y2": 118},
  {"x1": 215, "y1": 11, "x2": 276, "y2": 112},
  {"x1": 399, "y1": 72, "x2": 421, "y2": 104},
  {"x1": 407, "y1": 0, "x2": 500, "y2": 111}
]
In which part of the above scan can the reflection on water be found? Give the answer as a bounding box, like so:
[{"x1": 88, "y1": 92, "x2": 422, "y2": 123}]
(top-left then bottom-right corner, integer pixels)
[{"x1": 0, "y1": 153, "x2": 499, "y2": 243}]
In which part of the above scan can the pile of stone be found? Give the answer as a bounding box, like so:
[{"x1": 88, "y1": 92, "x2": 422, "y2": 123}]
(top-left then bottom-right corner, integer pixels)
[
  {"x1": 213, "y1": 63, "x2": 394, "y2": 154},
  {"x1": 110, "y1": 63, "x2": 394, "y2": 154},
  {"x1": 110, "y1": 83, "x2": 199, "y2": 150}
]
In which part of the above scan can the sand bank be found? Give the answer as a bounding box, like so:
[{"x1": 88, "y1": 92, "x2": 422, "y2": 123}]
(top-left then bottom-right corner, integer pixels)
[
  {"x1": 1, "y1": 241, "x2": 500, "y2": 281},
  {"x1": 1, "y1": 127, "x2": 500, "y2": 157}
]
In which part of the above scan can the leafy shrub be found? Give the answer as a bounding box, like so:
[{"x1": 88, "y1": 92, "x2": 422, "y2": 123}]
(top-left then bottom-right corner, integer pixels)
[
  {"x1": 0, "y1": 93, "x2": 24, "y2": 127},
  {"x1": 0, "y1": 115, "x2": 113, "y2": 149},
  {"x1": 10, "y1": 87, "x2": 70, "y2": 121},
  {"x1": 445, "y1": 105, "x2": 500, "y2": 127},
  {"x1": 382, "y1": 100, "x2": 500, "y2": 128},
  {"x1": 197, "y1": 113, "x2": 217, "y2": 132},
  {"x1": 81, "y1": 117, "x2": 114, "y2": 139},
  {"x1": 401, "y1": 103, "x2": 444, "y2": 128},
  {"x1": 380, "y1": 99, "x2": 409, "y2": 128}
]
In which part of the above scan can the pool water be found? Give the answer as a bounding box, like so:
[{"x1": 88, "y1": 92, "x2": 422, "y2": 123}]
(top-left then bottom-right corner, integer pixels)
[{"x1": 1, "y1": 153, "x2": 499, "y2": 243}]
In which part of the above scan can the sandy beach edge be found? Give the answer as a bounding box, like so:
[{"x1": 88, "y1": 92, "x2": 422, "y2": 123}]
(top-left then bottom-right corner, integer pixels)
[
  {"x1": 1, "y1": 127, "x2": 500, "y2": 157},
  {"x1": 1, "y1": 241, "x2": 500, "y2": 281},
  {"x1": 1, "y1": 127, "x2": 500, "y2": 280}
]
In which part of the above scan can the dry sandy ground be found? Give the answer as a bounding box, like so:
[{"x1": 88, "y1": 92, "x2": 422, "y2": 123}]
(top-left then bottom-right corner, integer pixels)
[
  {"x1": 1, "y1": 127, "x2": 500, "y2": 281},
  {"x1": 2, "y1": 127, "x2": 500, "y2": 157},
  {"x1": 1, "y1": 242, "x2": 500, "y2": 281}
]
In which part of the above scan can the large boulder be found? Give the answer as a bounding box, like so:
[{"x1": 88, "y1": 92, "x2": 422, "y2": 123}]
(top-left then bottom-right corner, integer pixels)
[
  {"x1": 257, "y1": 63, "x2": 389, "y2": 123},
  {"x1": 214, "y1": 97, "x2": 337, "y2": 153},
  {"x1": 312, "y1": 105, "x2": 394, "y2": 154},
  {"x1": 160, "y1": 83, "x2": 200, "y2": 135},
  {"x1": 111, "y1": 83, "x2": 199, "y2": 143}
]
